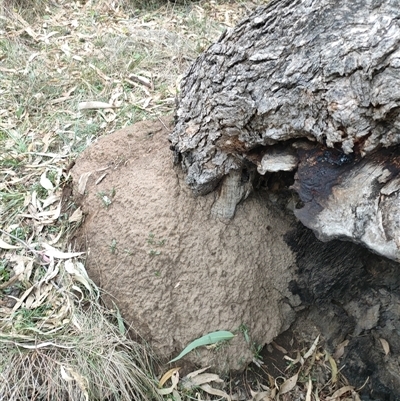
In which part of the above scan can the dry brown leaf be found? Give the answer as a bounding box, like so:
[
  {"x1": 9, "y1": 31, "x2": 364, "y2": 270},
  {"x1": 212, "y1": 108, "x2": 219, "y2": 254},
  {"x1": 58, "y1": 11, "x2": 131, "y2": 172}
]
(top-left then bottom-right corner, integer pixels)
[
  {"x1": 42, "y1": 194, "x2": 60, "y2": 209},
  {"x1": 24, "y1": 26, "x2": 38, "y2": 40},
  {"x1": 188, "y1": 373, "x2": 224, "y2": 387},
  {"x1": 327, "y1": 352, "x2": 338, "y2": 383},
  {"x1": 159, "y1": 367, "x2": 181, "y2": 388},
  {"x1": 60, "y1": 42, "x2": 71, "y2": 57},
  {"x1": 60, "y1": 365, "x2": 74, "y2": 382},
  {"x1": 157, "y1": 371, "x2": 180, "y2": 395},
  {"x1": 11, "y1": 286, "x2": 35, "y2": 312},
  {"x1": 379, "y1": 338, "x2": 390, "y2": 355},
  {"x1": 42, "y1": 244, "x2": 84, "y2": 259},
  {"x1": 303, "y1": 335, "x2": 320, "y2": 360},
  {"x1": 36, "y1": 200, "x2": 61, "y2": 219},
  {"x1": 78, "y1": 101, "x2": 113, "y2": 110},
  {"x1": 48, "y1": 229, "x2": 64, "y2": 245},
  {"x1": 66, "y1": 260, "x2": 96, "y2": 295},
  {"x1": 200, "y1": 384, "x2": 231, "y2": 400},
  {"x1": 334, "y1": 339, "x2": 349, "y2": 360},
  {"x1": 128, "y1": 73, "x2": 153, "y2": 89},
  {"x1": 279, "y1": 372, "x2": 298, "y2": 395},
  {"x1": 68, "y1": 207, "x2": 83, "y2": 223},
  {"x1": 326, "y1": 386, "x2": 354, "y2": 400},
  {"x1": 250, "y1": 389, "x2": 272, "y2": 401},
  {"x1": 0, "y1": 275, "x2": 20, "y2": 290},
  {"x1": 305, "y1": 378, "x2": 312, "y2": 401},
  {"x1": 43, "y1": 261, "x2": 60, "y2": 283},
  {"x1": 11, "y1": 255, "x2": 27, "y2": 276},
  {"x1": 284, "y1": 351, "x2": 301, "y2": 370},
  {"x1": 72, "y1": 55, "x2": 84, "y2": 62},
  {"x1": 272, "y1": 341, "x2": 288, "y2": 354},
  {"x1": 49, "y1": 96, "x2": 74, "y2": 105},
  {"x1": 77, "y1": 172, "x2": 92, "y2": 194},
  {"x1": 98, "y1": 109, "x2": 116, "y2": 122},
  {"x1": 142, "y1": 97, "x2": 152, "y2": 109},
  {"x1": 172, "y1": 389, "x2": 182, "y2": 401},
  {"x1": 10, "y1": 255, "x2": 34, "y2": 280}
]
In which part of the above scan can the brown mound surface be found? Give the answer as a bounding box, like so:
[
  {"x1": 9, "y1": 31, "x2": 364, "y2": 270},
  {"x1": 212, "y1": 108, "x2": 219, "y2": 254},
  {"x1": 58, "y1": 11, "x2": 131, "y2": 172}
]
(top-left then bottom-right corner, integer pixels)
[{"x1": 70, "y1": 118, "x2": 300, "y2": 371}]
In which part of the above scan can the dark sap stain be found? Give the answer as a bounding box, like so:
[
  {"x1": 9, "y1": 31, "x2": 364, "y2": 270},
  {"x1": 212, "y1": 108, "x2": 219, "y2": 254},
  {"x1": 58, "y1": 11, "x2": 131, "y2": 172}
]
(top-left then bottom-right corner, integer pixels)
[
  {"x1": 292, "y1": 146, "x2": 355, "y2": 206},
  {"x1": 317, "y1": 149, "x2": 355, "y2": 166}
]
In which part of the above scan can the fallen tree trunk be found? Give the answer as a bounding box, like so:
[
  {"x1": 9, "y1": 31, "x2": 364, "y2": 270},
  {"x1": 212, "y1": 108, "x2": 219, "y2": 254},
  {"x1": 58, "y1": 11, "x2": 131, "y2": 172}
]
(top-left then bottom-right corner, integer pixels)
[{"x1": 170, "y1": 0, "x2": 400, "y2": 261}]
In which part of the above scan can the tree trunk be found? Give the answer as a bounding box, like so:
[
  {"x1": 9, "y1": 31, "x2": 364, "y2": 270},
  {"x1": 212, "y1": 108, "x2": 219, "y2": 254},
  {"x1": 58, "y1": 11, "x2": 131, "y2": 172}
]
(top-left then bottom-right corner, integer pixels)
[{"x1": 170, "y1": 0, "x2": 400, "y2": 261}]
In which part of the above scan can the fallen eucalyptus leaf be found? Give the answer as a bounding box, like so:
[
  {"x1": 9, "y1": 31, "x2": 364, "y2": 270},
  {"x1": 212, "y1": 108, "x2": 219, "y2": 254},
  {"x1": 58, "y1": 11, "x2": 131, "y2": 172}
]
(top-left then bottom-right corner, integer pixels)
[
  {"x1": 60, "y1": 365, "x2": 74, "y2": 382},
  {"x1": 68, "y1": 207, "x2": 83, "y2": 223},
  {"x1": 159, "y1": 368, "x2": 181, "y2": 388},
  {"x1": 182, "y1": 373, "x2": 223, "y2": 389},
  {"x1": 379, "y1": 338, "x2": 390, "y2": 355},
  {"x1": 279, "y1": 372, "x2": 298, "y2": 395},
  {"x1": 65, "y1": 260, "x2": 95, "y2": 295},
  {"x1": 169, "y1": 331, "x2": 234, "y2": 363},
  {"x1": 333, "y1": 339, "x2": 349, "y2": 360},
  {"x1": 327, "y1": 352, "x2": 338, "y2": 383},
  {"x1": 250, "y1": 389, "x2": 272, "y2": 401},
  {"x1": 305, "y1": 378, "x2": 312, "y2": 401},
  {"x1": 303, "y1": 335, "x2": 320, "y2": 360},
  {"x1": 40, "y1": 171, "x2": 54, "y2": 191},
  {"x1": 326, "y1": 386, "x2": 354, "y2": 400},
  {"x1": 157, "y1": 371, "x2": 179, "y2": 395},
  {"x1": 77, "y1": 172, "x2": 92, "y2": 195},
  {"x1": 42, "y1": 243, "x2": 84, "y2": 259},
  {"x1": 200, "y1": 384, "x2": 231, "y2": 401},
  {"x1": 78, "y1": 101, "x2": 113, "y2": 110}
]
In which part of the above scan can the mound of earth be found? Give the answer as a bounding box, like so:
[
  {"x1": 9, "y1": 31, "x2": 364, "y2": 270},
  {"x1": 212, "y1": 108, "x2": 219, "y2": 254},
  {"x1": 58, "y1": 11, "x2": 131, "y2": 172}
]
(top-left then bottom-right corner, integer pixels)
[
  {"x1": 70, "y1": 118, "x2": 300, "y2": 371},
  {"x1": 71, "y1": 118, "x2": 400, "y2": 398}
]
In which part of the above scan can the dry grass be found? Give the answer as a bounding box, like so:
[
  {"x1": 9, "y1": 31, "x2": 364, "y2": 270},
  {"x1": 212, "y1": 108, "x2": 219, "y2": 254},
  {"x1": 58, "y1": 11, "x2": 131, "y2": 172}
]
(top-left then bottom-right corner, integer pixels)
[
  {"x1": 0, "y1": 248, "x2": 162, "y2": 400},
  {"x1": 0, "y1": 0, "x2": 363, "y2": 399},
  {"x1": 1, "y1": 303, "x2": 161, "y2": 400}
]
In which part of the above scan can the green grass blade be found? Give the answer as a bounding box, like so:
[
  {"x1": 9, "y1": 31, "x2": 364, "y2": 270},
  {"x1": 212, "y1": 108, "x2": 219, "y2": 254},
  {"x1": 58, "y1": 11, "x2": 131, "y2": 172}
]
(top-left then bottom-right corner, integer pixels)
[{"x1": 169, "y1": 331, "x2": 234, "y2": 363}]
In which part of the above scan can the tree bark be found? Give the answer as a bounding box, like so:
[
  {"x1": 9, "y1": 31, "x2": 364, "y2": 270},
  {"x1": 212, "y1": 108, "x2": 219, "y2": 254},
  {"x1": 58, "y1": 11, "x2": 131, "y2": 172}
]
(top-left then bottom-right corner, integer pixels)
[{"x1": 170, "y1": 0, "x2": 400, "y2": 260}]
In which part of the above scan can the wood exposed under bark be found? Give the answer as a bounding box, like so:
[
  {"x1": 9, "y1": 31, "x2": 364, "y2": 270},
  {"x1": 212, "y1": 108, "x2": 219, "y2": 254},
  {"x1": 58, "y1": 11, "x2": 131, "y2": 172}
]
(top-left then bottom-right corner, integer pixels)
[
  {"x1": 293, "y1": 146, "x2": 400, "y2": 260},
  {"x1": 170, "y1": 0, "x2": 400, "y2": 261}
]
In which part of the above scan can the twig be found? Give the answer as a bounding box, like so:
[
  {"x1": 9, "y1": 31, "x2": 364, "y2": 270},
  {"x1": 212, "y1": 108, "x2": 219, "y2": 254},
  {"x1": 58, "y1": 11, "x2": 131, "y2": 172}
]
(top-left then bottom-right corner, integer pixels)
[{"x1": 157, "y1": 116, "x2": 172, "y2": 133}]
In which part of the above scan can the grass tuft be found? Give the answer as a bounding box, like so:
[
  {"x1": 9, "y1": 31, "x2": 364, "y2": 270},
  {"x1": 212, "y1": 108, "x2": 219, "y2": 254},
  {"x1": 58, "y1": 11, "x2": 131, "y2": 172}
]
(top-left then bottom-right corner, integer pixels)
[{"x1": 0, "y1": 261, "x2": 161, "y2": 401}]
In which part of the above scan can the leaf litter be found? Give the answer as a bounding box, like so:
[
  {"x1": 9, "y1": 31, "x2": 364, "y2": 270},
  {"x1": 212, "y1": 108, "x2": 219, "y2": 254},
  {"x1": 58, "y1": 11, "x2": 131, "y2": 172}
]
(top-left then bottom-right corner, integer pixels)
[{"x1": 0, "y1": 0, "x2": 363, "y2": 399}]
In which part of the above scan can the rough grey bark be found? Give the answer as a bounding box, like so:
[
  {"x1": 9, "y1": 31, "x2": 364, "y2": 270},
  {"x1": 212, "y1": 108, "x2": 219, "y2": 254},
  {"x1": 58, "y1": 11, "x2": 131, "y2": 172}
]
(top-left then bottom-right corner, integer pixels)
[{"x1": 170, "y1": 0, "x2": 400, "y2": 261}]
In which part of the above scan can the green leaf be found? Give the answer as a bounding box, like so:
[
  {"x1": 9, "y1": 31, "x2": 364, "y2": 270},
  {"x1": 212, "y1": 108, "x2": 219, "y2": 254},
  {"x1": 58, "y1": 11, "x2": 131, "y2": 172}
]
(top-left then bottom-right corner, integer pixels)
[
  {"x1": 112, "y1": 302, "x2": 126, "y2": 336},
  {"x1": 169, "y1": 331, "x2": 235, "y2": 363}
]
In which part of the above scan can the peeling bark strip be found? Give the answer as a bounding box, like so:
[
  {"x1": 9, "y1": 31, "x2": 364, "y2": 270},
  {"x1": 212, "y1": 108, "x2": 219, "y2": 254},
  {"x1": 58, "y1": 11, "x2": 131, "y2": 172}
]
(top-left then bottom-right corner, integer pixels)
[{"x1": 170, "y1": 0, "x2": 400, "y2": 196}]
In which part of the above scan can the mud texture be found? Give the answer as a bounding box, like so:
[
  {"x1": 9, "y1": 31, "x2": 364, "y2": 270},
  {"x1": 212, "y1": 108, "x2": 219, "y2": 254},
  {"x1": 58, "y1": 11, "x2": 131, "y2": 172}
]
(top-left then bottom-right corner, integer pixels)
[{"x1": 71, "y1": 118, "x2": 298, "y2": 372}]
